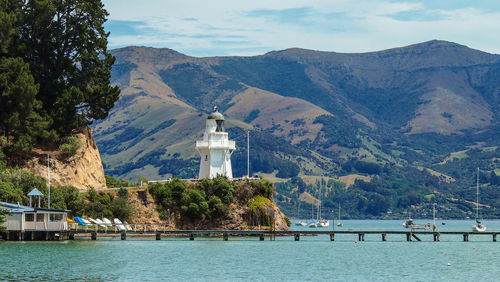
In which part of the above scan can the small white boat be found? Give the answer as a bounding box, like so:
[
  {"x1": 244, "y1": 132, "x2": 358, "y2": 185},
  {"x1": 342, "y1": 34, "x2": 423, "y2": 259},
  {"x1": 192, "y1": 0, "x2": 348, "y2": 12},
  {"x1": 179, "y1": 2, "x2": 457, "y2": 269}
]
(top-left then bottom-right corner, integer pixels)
[
  {"x1": 472, "y1": 221, "x2": 487, "y2": 232},
  {"x1": 123, "y1": 221, "x2": 133, "y2": 231},
  {"x1": 82, "y1": 218, "x2": 92, "y2": 225},
  {"x1": 295, "y1": 220, "x2": 307, "y2": 226},
  {"x1": 94, "y1": 218, "x2": 106, "y2": 227},
  {"x1": 102, "y1": 218, "x2": 113, "y2": 226},
  {"x1": 309, "y1": 221, "x2": 318, "y2": 228},
  {"x1": 114, "y1": 218, "x2": 126, "y2": 231},
  {"x1": 402, "y1": 218, "x2": 414, "y2": 228},
  {"x1": 318, "y1": 219, "x2": 329, "y2": 228}
]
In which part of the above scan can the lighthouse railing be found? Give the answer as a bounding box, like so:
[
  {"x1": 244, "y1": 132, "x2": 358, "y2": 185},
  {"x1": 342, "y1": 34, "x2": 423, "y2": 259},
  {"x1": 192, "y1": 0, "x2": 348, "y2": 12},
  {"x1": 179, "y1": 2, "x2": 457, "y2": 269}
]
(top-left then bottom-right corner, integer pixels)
[{"x1": 196, "y1": 140, "x2": 235, "y2": 149}]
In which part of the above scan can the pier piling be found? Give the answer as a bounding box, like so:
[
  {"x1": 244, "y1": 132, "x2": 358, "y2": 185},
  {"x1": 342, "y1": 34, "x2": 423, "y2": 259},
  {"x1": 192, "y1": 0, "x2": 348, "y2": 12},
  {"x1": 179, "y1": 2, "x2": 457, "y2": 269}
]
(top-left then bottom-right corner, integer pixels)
[
  {"x1": 433, "y1": 233, "x2": 440, "y2": 242},
  {"x1": 156, "y1": 232, "x2": 161, "y2": 240},
  {"x1": 493, "y1": 233, "x2": 497, "y2": 242},
  {"x1": 259, "y1": 234, "x2": 265, "y2": 241},
  {"x1": 223, "y1": 233, "x2": 228, "y2": 241},
  {"x1": 121, "y1": 231, "x2": 126, "y2": 240},
  {"x1": 294, "y1": 234, "x2": 300, "y2": 241},
  {"x1": 463, "y1": 233, "x2": 469, "y2": 242},
  {"x1": 330, "y1": 233, "x2": 335, "y2": 241},
  {"x1": 406, "y1": 233, "x2": 412, "y2": 242},
  {"x1": 382, "y1": 233, "x2": 386, "y2": 241},
  {"x1": 190, "y1": 234, "x2": 194, "y2": 240}
]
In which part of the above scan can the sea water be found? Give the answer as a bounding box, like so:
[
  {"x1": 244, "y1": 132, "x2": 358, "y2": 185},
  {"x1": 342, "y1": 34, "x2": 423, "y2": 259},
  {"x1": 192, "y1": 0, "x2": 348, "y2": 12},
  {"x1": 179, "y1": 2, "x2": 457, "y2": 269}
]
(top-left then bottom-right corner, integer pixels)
[{"x1": 1, "y1": 220, "x2": 500, "y2": 281}]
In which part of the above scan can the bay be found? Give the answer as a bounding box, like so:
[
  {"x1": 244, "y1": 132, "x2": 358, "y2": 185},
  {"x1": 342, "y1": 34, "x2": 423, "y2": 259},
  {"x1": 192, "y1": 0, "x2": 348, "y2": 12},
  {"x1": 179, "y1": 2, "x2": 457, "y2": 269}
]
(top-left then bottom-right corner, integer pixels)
[{"x1": 1, "y1": 220, "x2": 500, "y2": 281}]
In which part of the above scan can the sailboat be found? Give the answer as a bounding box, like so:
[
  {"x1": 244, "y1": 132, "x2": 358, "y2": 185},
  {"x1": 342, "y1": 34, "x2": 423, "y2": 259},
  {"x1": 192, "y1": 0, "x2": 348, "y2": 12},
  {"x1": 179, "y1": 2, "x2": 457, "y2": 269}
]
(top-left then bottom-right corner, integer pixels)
[
  {"x1": 336, "y1": 203, "x2": 343, "y2": 227},
  {"x1": 309, "y1": 202, "x2": 317, "y2": 228},
  {"x1": 317, "y1": 200, "x2": 330, "y2": 227},
  {"x1": 472, "y1": 168, "x2": 487, "y2": 232},
  {"x1": 295, "y1": 202, "x2": 307, "y2": 226}
]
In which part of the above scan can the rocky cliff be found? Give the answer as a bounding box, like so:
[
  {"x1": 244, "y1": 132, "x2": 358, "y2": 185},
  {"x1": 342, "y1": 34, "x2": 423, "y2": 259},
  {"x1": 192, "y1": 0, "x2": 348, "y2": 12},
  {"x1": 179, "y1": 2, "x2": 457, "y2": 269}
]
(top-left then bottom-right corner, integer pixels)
[{"x1": 23, "y1": 127, "x2": 107, "y2": 190}]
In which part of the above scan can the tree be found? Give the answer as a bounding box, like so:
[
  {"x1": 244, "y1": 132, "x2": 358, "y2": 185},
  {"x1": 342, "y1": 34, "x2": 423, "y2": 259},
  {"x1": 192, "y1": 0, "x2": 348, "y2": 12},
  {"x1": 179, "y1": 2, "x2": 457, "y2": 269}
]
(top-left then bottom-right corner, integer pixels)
[
  {"x1": 11, "y1": 0, "x2": 120, "y2": 134},
  {"x1": 0, "y1": 208, "x2": 10, "y2": 231},
  {"x1": 0, "y1": 57, "x2": 50, "y2": 152}
]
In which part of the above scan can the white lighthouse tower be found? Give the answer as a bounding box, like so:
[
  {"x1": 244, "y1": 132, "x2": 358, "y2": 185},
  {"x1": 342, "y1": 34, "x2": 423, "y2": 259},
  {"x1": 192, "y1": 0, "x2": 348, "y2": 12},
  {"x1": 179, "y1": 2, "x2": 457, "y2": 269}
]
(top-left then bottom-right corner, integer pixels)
[{"x1": 196, "y1": 106, "x2": 236, "y2": 179}]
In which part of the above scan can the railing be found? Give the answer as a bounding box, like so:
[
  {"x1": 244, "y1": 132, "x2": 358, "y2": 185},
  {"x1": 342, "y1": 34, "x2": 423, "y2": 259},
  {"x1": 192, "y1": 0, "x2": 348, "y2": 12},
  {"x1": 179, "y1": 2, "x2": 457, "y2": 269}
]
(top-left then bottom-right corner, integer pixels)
[{"x1": 196, "y1": 140, "x2": 235, "y2": 149}]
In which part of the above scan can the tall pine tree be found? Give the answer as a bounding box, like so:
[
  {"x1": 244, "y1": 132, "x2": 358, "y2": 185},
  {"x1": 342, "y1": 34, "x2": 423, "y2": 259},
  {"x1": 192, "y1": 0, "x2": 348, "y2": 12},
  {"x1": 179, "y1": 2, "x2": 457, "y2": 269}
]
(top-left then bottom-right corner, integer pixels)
[{"x1": 13, "y1": 0, "x2": 120, "y2": 134}]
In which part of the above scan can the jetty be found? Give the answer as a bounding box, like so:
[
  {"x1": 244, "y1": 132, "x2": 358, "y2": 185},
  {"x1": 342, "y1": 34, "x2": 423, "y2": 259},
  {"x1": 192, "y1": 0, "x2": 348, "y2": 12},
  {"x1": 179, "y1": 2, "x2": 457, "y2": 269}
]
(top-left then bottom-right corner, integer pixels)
[{"x1": 5, "y1": 223, "x2": 497, "y2": 242}]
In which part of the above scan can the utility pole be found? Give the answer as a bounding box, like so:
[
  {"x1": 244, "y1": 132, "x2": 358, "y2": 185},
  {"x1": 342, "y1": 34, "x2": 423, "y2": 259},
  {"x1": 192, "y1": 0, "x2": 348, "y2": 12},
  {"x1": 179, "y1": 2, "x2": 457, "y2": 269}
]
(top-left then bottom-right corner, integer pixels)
[
  {"x1": 47, "y1": 154, "x2": 50, "y2": 209},
  {"x1": 247, "y1": 130, "x2": 250, "y2": 177}
]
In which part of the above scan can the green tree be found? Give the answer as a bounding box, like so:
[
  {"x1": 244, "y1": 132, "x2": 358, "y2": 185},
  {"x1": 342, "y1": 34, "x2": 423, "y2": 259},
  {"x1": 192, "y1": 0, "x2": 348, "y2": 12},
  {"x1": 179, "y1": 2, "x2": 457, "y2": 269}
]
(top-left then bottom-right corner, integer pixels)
[
  {"x1": 0, "y1": 208, "x2": 10, "y2": 231},
  {"x1": 0, "y1": 179, "x2": 22, "y2": 203},
  {"x1": 0, "y1": 168, "x2": 46, "y2": 205},
  {"x1": 0, "y1": 57, "x2": 51, "y2": 152},
  {"x1": 59, "y1": 185, "x2": 85, "y2": 217},
  {"x1": 13, "y1": 0, "x2": 120, "y2": 134},
  {"x1": 111, "y1": 197, "x2": 133, "y2": 221}
]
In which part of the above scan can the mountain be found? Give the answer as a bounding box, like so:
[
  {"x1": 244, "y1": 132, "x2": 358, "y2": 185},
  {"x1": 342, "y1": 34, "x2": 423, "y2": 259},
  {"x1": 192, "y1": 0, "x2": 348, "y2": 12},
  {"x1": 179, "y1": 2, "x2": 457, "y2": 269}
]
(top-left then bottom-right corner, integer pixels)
[{"x1": 92, "y1": 40, "x2": 500, "y2": 218}]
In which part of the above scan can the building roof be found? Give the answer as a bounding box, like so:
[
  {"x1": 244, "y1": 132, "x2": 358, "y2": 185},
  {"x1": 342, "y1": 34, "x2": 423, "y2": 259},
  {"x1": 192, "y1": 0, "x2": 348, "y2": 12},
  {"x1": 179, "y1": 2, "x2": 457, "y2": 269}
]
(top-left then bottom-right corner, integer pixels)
[
  {"x1": 207, "y1": 106, "x2": 225, "y2": 120},
  {"x1": 0, "y1": 201, "x2": 70, "y2": 213},
  {"x1": 27, "y1": 188, "x2": 44, "y2": 197},
  {"x1": 0, "y1": 201, "x2": 34, "y2": 213}
]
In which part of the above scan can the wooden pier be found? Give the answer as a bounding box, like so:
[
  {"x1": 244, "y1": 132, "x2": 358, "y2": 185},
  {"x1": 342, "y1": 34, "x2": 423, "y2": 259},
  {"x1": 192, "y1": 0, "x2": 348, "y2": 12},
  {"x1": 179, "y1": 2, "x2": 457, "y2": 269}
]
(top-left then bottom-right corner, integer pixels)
[{"x1": 61, "y1": 228, "x2": 499, "y2": 242}]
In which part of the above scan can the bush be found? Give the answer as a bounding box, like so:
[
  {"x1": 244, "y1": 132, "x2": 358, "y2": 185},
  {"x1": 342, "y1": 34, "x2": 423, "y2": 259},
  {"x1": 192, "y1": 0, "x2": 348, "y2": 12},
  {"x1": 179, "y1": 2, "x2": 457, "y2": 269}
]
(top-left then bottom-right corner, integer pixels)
[
  {"x1": 59, "y1": 135, "x2": 82, "y2": 157},
  {"x1": 111, "y1": 197, "x2": 133, "y2": 221},
  {"x1": 118, "y1": 187, "x2": 129, "y2": 198},
  {"x1": 208, "y1": 196, "x2": 227, "y2": 219},
  {"x1": 284, "y1": 216, "x2": 291, "y2": 227},
  {"x1": 105, "y1": 175, "x2": 129, "y2": 188}
]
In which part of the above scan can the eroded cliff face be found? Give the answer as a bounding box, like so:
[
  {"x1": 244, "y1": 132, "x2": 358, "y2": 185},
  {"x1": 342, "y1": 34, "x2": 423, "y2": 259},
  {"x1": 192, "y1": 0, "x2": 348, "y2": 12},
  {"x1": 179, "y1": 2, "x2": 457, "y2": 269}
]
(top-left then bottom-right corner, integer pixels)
[{"x1": 23, "y1": 127, "x2": 107, "y2": 190}]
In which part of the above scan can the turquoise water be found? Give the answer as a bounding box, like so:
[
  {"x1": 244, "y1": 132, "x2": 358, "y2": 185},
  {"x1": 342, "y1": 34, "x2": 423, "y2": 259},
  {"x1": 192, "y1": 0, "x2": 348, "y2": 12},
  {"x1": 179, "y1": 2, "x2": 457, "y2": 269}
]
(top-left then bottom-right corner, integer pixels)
[{"x1": 1, "y1": 220, "x2": 500, "y2": 281}]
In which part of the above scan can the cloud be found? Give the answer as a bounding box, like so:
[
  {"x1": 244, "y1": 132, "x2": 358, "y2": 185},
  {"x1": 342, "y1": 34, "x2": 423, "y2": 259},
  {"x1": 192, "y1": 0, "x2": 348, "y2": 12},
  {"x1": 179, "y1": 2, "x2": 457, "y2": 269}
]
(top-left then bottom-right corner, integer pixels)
[
  {"x1": 384, "y1": 9, "x2": 448, "y2": 21},
  {"x1": 104, "y1": 20, "x2": 156, "y2": 36},
  {"x1": 245, "y1": 7, "x2": 314, "y2": 24},
  {"x1": 102, "y1": 0, "x2": 500, "y2": 56}
]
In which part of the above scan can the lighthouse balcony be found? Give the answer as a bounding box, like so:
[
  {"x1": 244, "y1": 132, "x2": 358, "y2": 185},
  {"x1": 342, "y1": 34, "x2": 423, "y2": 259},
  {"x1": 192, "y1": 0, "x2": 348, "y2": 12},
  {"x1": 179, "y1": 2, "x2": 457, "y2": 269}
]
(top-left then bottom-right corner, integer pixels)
[{"x1": 196, "y1": 140, "x2": 235, "y2": 149}]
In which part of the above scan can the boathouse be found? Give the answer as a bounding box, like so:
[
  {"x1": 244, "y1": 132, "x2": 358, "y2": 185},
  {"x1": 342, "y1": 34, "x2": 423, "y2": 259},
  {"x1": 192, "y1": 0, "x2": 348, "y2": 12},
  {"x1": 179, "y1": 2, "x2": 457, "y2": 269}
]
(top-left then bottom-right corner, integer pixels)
[{"x1": 0, "y1": 189, "x2": 70, "y2": 240}]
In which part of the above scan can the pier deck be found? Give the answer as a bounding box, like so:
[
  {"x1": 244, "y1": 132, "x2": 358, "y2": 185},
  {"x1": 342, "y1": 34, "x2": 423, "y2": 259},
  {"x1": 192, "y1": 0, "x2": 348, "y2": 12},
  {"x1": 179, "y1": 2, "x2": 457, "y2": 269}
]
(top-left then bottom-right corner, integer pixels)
[{"x1": 64, "y1": 228, "x2": 498, "y2": 242}]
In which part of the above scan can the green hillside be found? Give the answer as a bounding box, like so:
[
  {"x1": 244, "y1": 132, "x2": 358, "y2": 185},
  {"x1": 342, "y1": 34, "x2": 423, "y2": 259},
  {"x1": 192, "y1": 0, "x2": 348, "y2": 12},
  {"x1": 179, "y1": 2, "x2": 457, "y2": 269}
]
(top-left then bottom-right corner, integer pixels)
[{"x1": 92, "y1": 41, "x2": 500, "y2": 218}]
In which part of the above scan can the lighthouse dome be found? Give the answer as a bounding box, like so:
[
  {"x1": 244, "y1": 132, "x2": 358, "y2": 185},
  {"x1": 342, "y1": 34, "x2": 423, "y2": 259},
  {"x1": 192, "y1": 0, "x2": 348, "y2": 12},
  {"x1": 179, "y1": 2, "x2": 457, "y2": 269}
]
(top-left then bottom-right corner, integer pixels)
[{"x1": 207, "y1": 106, "x2": 225, "y2": 120}]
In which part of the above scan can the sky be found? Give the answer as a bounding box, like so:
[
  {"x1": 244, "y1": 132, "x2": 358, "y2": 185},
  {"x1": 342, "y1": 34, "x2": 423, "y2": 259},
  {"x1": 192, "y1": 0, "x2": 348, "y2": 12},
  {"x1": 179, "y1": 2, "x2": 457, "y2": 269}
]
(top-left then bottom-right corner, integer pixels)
[{"x1": 102, "y1": 0, "x2": 500, "y2": 57}]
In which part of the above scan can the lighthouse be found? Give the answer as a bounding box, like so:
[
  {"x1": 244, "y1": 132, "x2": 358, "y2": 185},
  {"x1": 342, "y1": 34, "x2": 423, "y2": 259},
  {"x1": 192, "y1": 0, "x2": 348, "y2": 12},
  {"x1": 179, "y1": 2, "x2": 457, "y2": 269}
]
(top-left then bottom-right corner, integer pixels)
[{"x1": 196, "y1": 106, "x2": 236, "y2": 179}]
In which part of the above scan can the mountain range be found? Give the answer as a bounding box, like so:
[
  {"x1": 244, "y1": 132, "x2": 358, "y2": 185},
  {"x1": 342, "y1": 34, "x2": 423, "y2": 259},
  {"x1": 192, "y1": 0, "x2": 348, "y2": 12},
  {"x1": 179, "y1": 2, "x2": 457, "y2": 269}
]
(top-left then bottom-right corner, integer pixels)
[{"x1": 92, "y1": 40, "x2": 500, "y2": 218}]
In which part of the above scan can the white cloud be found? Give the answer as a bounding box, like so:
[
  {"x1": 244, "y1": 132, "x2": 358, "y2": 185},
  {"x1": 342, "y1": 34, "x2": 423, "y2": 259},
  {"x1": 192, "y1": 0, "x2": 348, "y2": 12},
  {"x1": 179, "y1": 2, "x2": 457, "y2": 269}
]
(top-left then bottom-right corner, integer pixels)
[{"x1": 102, "y1": 0, "x2": 500, "y2": 56}]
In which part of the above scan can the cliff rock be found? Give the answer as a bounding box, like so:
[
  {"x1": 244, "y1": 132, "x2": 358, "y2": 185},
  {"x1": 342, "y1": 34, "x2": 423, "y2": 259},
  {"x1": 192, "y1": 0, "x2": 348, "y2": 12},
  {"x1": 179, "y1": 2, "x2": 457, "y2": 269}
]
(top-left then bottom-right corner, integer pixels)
[{"x1": 23, "y1": 127, "x2": 107, "y2": 190}]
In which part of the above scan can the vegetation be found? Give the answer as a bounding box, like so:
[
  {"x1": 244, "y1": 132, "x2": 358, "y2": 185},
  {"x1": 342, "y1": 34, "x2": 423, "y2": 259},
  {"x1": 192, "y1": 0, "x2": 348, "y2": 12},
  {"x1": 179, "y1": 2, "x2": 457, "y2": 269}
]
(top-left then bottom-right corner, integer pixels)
[
  {"x1": 149, "y1": 176, "x2": 275, "y2": 224},
  {"x1": 313, "y1": 115, "x2": 362, "y2": 149},
  {"x1": 84, "y1": 187, "x2": 133, "y2": 221},
  {"x1": 0, "y1": 208, "x2": 9, "y2": 231},
  {"x1": 59, "y1": 136, "x2": 82, "y2": 157},
  {"x1": 0, "y1": 0, "x2": 119, "y2": 159}
]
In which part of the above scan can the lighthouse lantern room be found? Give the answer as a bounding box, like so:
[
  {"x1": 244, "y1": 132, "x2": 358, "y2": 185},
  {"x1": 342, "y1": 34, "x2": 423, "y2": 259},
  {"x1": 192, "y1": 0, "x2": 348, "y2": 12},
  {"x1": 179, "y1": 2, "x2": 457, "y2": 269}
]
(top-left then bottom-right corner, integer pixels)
[{"x1": 196, "y1": 106, "x2": 236, "y2": 179}]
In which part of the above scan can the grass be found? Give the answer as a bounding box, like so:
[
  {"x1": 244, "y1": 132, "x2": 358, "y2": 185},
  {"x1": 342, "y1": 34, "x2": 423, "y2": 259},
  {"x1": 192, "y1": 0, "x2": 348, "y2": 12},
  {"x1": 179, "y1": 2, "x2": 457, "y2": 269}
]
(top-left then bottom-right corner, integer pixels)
[{"x1": 437, "y1": 149, "x2": 469, "y2": 165}]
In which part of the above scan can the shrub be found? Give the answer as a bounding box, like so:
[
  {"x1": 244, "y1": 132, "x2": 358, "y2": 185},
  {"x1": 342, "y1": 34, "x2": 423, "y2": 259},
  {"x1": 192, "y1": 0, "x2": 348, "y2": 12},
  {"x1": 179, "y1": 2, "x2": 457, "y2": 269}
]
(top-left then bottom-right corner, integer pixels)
[
  {"x1": 284, "y1": 216, "x2": 291, "y2": 227},
  {"x1": 208, "y1": 196, "x2": 227, "y2": 219},
  {"x1": 118, "y1": 187, "x2": 129, "y2": 198},
  {"x1": 59, "y1": 135, "x2": 82, "y2": 157},
  {"x1": 111, "y1": 197, "x2": 133, "y2": 221}
]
